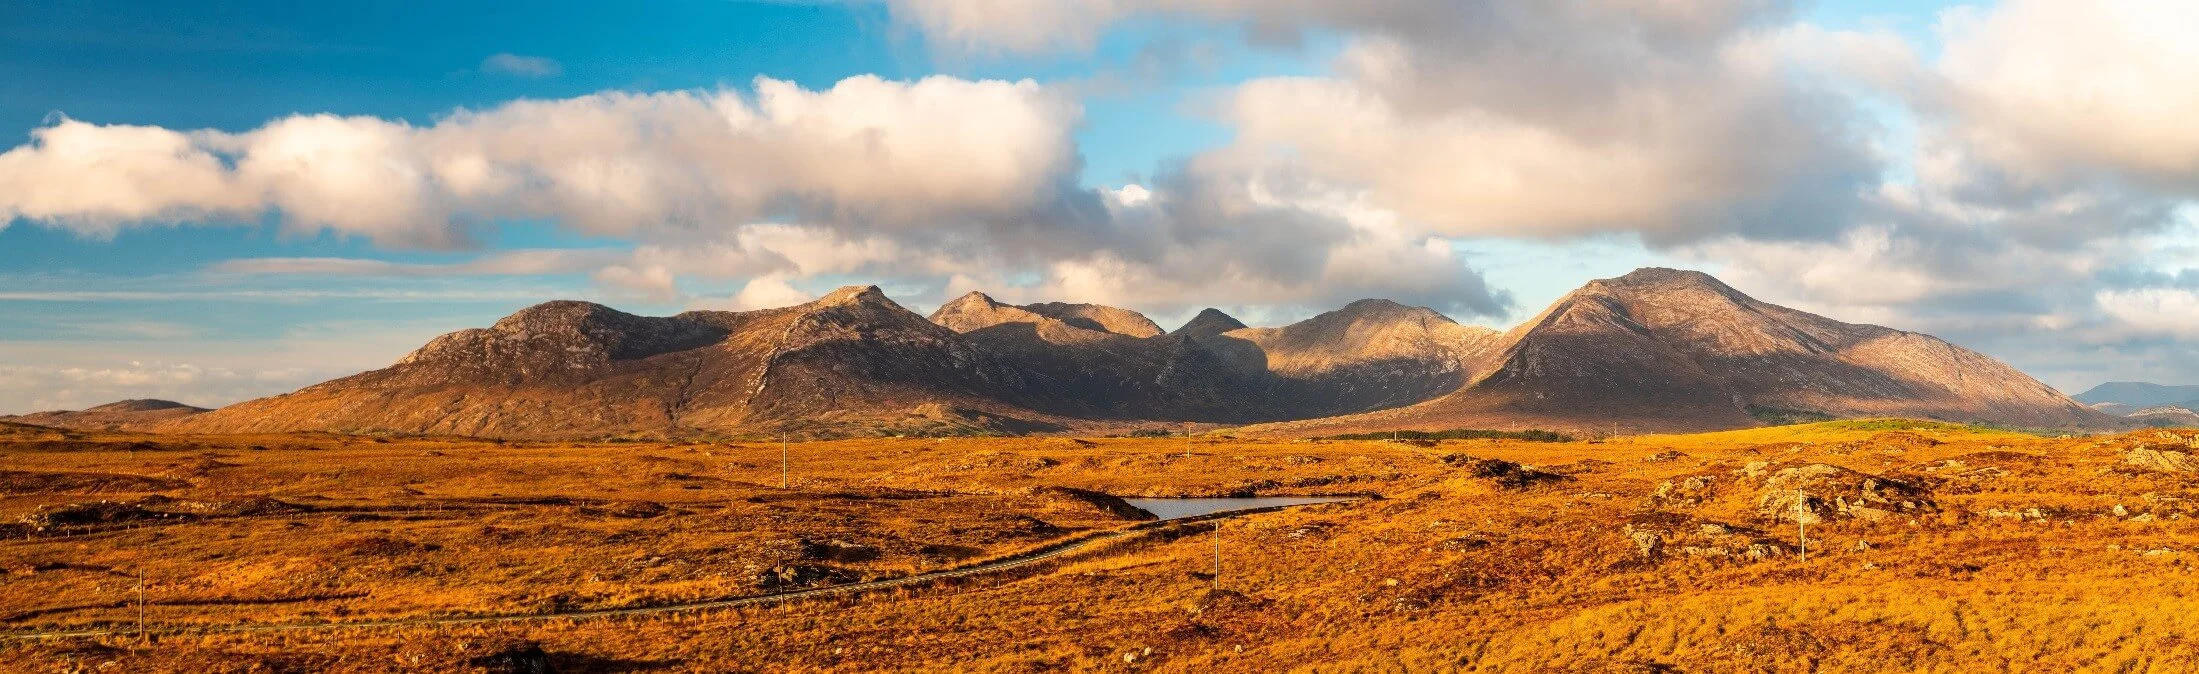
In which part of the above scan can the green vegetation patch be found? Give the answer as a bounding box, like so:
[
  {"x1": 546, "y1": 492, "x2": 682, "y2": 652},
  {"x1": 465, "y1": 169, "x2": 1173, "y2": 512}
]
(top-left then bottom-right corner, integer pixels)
[
  {"x1": 1317, "y1": 429, "x2": 1574, "y2": 443},
  {"x1": 1745, "y1": 405, "x2": 1836, "y2": 426}
]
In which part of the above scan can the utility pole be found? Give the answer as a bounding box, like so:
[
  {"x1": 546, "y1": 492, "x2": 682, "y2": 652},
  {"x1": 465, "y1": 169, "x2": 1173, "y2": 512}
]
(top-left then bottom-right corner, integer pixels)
[
  {"x1": 1796, "y1": 488, "x2": 1807, "y2": 562},
  {"x1": 781, "y1": 433, "x2": 789, "y2": 490}
]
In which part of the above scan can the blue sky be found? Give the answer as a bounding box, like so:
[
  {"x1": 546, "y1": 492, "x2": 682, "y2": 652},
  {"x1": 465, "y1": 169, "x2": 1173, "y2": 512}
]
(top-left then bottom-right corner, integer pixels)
[{"x1": 4, "y1": 0, "x2": 2197, "y2": 412}]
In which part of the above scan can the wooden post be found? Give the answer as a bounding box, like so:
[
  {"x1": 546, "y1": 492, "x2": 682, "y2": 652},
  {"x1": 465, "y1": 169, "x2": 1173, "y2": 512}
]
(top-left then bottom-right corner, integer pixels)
[
  {"x1": 781, "y1": 433, "x2": 789, "y2": 490},
  {"x1": 1797, "y1": 488, "x2": 1807, "y2": 562},
  {"x1": 137, "y1": 568, "x2": 146, "y2": 644}
]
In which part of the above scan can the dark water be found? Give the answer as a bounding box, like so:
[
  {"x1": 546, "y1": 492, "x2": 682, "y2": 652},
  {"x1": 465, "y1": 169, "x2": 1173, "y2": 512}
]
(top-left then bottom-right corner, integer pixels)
[{"x1": 1119, "y1": 496, "x2": 1354, "y2": 521}]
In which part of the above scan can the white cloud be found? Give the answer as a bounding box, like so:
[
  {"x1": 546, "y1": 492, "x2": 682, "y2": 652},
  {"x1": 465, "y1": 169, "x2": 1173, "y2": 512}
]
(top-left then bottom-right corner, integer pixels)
[
  {"x1": 892, "y1": 0, "x2": 1878, "y2": 243},
  {"x1": 480, "y1": 53, "x2": 563, "y2": 78},
  {"x1": 2098, "y1": 288, "x2": 2199, "y2": 340},
  {"x1": 211, "y1": 249, "x2": 623, "y2": 277},
  {"x1": 0, "y1": 75, "x2": 1085, "y2": 247},
  {"x1": 729, "y1": 276, "x2": 815, "y2": 310},
  {"x1": 1932, "y1": 0, "x2": 2199, "y2": 189}
]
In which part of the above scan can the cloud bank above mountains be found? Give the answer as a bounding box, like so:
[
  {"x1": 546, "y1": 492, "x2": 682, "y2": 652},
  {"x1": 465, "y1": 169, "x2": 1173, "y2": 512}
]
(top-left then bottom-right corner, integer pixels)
[
  {"x1": 2, "y1": 0, "x2": 2197, "y2": 405},
  {"x1": 0, "y1": 72, "x2": 1504, "y2": 318}
]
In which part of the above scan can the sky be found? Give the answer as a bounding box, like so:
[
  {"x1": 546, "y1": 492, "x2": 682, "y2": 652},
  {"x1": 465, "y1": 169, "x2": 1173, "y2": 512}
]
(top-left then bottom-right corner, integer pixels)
[{"x1": 3, "y1": 0, "x2": 2198, "y2": 413}]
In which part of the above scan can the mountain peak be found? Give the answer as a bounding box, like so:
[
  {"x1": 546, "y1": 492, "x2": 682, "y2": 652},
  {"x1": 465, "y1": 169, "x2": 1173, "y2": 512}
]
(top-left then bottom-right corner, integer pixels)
[
  {"x1": 1174, "y1": 308, "x2": 1248, "y2": 337},
  {"x1": 942, "y1": 290, "x2": 1001, "y2": 308},
  {"x1": 1595, "y1": 267, "x2": 1746, "y2": 297},
  {"x1": 1325, "y1": 298, "x2": 1454, "y2": 326},
  {"x1": 815, "y1": 285, "x2": 889, "y2": 307},
  {"x1": 929, "y1": 290, "x2": 1044, "y2": 333},
  {"x1": 493, "y1": 300, "x2": 622, "y2": 329}
]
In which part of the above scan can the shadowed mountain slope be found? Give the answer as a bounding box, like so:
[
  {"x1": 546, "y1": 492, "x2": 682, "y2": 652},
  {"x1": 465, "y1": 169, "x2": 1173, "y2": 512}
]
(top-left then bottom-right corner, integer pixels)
[{"x1": 1172, "y1": 308, "x2": 1248, "y2": 338}]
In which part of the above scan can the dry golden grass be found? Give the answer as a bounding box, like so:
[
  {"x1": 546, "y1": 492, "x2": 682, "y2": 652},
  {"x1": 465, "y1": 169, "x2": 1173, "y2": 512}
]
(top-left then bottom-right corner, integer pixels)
[{"x1": 4, "y1": 420, "x2": 2199, "y2": 672}]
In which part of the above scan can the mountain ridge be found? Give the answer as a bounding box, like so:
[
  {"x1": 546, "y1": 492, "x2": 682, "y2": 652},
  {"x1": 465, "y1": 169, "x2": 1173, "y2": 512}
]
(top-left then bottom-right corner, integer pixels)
[{"x1": 155, "y1": 268, "x2": 2118, "y2": 438}]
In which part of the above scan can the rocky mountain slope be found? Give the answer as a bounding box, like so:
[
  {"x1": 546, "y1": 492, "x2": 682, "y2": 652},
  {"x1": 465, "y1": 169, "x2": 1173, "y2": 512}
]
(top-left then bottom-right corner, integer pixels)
[
  {"x1": 924, "y1": 292, "x2": 1492, "y2": 422},
  {"x1": 1247, "y1": 269, "x2": 2116, "y2": 435},
  {"x1": 154, "y1": 268, "x2": 2114, "y2": 438},
  {"x1": 1, "y1": 399, "x2": 208, "y2": 431},
  {"x1": 167, "y1": 287, "x2": 1056, "y2": 438}
]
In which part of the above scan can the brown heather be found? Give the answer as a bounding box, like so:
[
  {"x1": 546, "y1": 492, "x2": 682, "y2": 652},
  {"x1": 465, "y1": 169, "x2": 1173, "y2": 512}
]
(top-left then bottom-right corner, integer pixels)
[{"x1": 5, "y1": 420, "x2": 2199, "y2": 671}]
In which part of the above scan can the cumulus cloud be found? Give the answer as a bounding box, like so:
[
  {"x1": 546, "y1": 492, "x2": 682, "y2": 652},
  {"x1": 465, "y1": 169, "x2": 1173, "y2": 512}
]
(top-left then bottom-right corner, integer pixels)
[
  {"x1": 990, "y1": 159, "x2": 1510, "y2": 316},
  {"x1": 211, "y1": 249, "x2": 623, "y2": 277},
  {"x1": 480, "y1": 53, "x2": 563, "y2": 78},
  {"x1": 0, "y1": 75, "x2": 1086, "y2": 247},
  {"x1": 891, "y1": 0, "x2": 1880, "y2": 244},
  {"x1": 1930, "y1": 0, "x2": 2199, "y2": 190},
  {"x1": 1668, "y1": 0, "x2": 2199, "y2": 382},
  {"x1": 879, "y1": 0, "x2": 2199, "y2": 386}
]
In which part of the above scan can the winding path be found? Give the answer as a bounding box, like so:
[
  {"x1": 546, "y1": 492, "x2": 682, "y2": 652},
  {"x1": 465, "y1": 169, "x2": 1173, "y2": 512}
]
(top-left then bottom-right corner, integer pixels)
[{"x1": 0, "y1": 500, "x2": 1346, "y2": 640}]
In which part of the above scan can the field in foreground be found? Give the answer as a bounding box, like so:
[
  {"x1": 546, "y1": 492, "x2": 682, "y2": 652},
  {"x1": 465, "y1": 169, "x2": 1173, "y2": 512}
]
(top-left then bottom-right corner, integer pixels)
[{"x1": 5, "y1": 421, "x2": 2199, "y2": 672}]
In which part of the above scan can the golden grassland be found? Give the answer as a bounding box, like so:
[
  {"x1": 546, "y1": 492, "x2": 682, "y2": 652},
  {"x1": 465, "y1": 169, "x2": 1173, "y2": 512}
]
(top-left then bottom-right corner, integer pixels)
[{"x1": 5, "y1": 419, "x2": 2199, "y2": 672}]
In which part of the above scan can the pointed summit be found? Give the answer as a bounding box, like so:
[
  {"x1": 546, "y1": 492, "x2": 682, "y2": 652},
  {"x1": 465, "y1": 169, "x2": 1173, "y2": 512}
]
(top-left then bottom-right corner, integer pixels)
[
  {"x1": 929, "y1": 291, "x2": 1049, "y2": 333},
  {"x1": 1173, "y1": 308, "x2": 1248, "y2": 338},
  {"x1": 815, "y1": 285, "x2": 889, "y2": 307}
]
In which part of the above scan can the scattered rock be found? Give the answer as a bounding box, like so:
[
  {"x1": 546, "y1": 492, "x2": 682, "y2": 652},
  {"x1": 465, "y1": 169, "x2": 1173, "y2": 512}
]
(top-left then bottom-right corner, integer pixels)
[
  {"x1": 1440, "y1": 454, "x2": 1566, "y2": 489},
  {"x1": 1627, "y1": 528, "x2": 1664, "y2": 558},
  {"x1": 757, "y1": 564, "x2": 851, "y2": 590},
  {"x1": 1648, "y1": 474, "x2": 1718, "y2": 509},
  {"x1": 2124, "y1": 446, "x2": 2199, "y2": 474},
  {"x1": 467, "y1": 639, "x2": 554, "y2": 674},
  {"x1": 1754, "y1": 463, "x2": 1937, "y2": 523}
]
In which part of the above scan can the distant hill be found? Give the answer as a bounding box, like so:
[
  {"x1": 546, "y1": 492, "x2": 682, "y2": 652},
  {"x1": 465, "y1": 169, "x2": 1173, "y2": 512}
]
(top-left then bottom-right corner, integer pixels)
[
  {"x1": 2074, "y1": 382, "x2": 2199, "y2": 407},
  {"x1": 158, "y1": 268, "x2": 2118, "y2": 438},
  {"x1": 1, "y1": 399, "x2": 209, "y2": 431},
  {"x1": 2128, "y1": 405, "x2": 2199, "y2": 428}
]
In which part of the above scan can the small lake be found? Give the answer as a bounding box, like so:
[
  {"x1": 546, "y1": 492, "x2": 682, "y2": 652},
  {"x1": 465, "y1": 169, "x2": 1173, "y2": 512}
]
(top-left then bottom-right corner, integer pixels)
[{"x1": 1120, "y1": 496, "x2": 1355, "y2": 521}]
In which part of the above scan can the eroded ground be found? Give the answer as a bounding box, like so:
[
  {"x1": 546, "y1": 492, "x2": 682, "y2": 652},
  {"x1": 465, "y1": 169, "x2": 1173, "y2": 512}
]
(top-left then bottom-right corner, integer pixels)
[{"x1": 7, "y1": 421, "x2": 2199, "y2": 672}]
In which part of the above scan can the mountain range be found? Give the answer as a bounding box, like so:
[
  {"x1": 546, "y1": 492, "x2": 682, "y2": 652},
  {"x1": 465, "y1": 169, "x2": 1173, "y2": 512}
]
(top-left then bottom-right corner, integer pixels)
[
  {"x1": 39, "y1": 268, "x2": 2115, "y2": 438},
  {"x1": 2073, "y1": 382, "x2": 2199, "y2": 426},
  {"x1": 0, "y1": 399, "x2": 209, "y2": 432}
]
